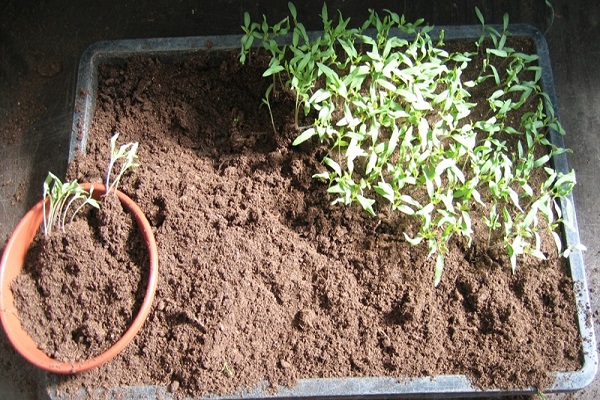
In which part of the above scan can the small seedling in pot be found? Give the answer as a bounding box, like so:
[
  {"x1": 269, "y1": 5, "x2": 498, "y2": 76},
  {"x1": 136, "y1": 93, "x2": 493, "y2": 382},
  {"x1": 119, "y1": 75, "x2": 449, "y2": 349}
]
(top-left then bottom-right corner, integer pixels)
[
  {"x1": 105, "y1": 132, "x2": 139, "y2": 195},
  {"x1": 42, "y1": 133, "x2": 139, "y2": 236},
  {"x1": 42, "y1": 173, "x2": 100, "y2": 236}
]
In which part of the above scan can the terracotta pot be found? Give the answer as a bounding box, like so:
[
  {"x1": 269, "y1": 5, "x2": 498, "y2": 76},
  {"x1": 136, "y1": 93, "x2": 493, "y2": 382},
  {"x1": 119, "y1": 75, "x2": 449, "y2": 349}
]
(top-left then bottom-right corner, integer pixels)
[{"x1": 0, "y1": 183, "x2": 158, "y2": 374}]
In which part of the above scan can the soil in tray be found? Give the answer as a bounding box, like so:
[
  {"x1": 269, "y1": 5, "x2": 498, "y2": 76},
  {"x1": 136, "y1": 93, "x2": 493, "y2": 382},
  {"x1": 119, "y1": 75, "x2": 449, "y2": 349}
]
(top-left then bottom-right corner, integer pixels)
[{"x1": 42, "y1": 37, "x2": 581, "y2": 396}]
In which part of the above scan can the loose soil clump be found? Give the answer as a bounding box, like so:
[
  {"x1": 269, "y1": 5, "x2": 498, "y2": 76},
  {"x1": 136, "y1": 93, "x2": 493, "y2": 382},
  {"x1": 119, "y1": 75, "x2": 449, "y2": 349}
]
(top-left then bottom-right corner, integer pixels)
[{"x1": 17, "y1": 38, "x2": 581, "y2": 397}]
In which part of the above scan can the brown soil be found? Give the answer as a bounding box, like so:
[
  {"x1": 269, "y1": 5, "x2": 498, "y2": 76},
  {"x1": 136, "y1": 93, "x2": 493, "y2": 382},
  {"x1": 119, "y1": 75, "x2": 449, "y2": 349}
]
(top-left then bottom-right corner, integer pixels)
[
  {"x1": 13, "y1": 37, "x2": 582, "y2": 397},
  {"x1": 13, "y1": 194, "x2": 148, "y2": 362}
]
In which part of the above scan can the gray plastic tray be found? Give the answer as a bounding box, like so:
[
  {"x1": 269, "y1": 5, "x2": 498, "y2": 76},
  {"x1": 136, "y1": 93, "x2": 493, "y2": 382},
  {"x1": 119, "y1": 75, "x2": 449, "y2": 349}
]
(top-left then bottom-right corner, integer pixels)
[{"x1": 45, "y1": 24, "x2": 597, "y2": 399}]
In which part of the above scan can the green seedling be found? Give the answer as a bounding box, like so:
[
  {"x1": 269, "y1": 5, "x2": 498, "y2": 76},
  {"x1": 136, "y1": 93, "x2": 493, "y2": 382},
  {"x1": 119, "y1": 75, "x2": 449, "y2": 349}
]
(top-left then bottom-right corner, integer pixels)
[
  {"x1": 222, "y1": 362, "x2": 234, "y2": 377},
  {"x1": 262, "y1": 83, "x2": 277, "y2": 134},
  {"x1": 544, "y1": 0, "x2": 555, "y2": 34},
  {"x1": 241, "y1": 3, "x2": 583, "y2": 285},
  {"x1": 105, "y1": 132, "x2": 139, "y2": 195},
  {"x1": 42, "y1": 133, "x2": 140, "y2": 236},
  {"x1": 42, "y1": 172, "x2": 100, "y2": 236},
  {"x1": 536, "y1": 388, "x2": 547, "y2": 400}
]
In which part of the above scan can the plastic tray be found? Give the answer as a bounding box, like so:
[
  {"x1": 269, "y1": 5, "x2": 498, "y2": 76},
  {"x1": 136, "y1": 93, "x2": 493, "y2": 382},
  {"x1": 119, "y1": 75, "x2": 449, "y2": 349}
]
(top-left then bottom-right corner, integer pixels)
[{"x1": 44, "y1": 24, "x2": 598, "y2": 399}]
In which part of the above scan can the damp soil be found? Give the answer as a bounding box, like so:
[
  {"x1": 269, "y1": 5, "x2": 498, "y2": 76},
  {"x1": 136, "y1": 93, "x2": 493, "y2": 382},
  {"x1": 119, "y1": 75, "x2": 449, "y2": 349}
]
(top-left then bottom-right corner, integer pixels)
[
  {"x1": 13, "y1": 37, "x2": 582, "y2": 397},
  {"x1": 12, "y1": 194, "x2": 149, "y2": 362}
]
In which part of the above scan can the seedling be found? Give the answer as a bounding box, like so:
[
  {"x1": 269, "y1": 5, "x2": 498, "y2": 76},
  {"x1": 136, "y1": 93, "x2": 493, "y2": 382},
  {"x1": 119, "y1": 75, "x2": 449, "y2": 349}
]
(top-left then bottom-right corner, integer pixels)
[
  {"x1": 42, "y1": 133, "x2": 140, "y2": 236},
  {"x1": 536, "y1": 388, "x2": 547, "y2": 400},
  {"x1": 222, "y1": 362, "x2": 234, "y2": 377},
  {"x1": 42, "y1": 173, "x2": 100, "y2": 236},
  {"x1": 241, "y1": 4, "x2": 583, "y2": 286},
  {"x1": 261, "y1": 83, "x2": 277, "y2": 133},
  {"x1": 543, "y1": 0, "x2": 555, "y2": 34},
  {"x1": 105, "y1": 132, "x2": 139, "y2": 195}
]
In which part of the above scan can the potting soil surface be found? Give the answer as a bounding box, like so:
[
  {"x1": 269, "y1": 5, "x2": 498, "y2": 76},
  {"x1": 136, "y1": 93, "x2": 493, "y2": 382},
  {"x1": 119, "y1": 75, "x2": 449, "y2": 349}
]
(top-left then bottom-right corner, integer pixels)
[{"x1": 13, "y1": 194, "x2": 148, "y2": 363}]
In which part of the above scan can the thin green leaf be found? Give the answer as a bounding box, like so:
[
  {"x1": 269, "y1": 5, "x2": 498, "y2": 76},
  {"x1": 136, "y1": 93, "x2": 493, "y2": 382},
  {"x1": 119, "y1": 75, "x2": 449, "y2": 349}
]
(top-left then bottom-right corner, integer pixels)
[
  {"x1": 288, "y1": 2, "x2": 297, "y2": 20},
  {"x1": 357, "y1": 195, "x2": 376, "y2": 216},
  {"x1": 434, "y1": 252, "x2": 444, "y2": 287},
  {"x1": 293, "y1": 128, "x2": 317, "y2": 145}
]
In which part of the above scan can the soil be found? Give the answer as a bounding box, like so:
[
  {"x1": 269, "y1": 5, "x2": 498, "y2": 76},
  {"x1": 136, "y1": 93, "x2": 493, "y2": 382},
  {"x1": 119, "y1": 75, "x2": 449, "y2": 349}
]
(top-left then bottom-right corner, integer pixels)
[
  {"x1": 13, "y1": 37, "x2": 582, "y2": 397},
  {"x1": 12, "y1": 194, "x2": 148, "y2": 362}
]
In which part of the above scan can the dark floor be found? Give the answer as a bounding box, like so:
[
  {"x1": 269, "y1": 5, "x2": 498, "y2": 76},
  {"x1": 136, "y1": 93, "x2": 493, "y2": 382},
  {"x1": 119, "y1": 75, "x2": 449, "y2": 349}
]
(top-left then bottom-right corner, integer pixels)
[{"x1": 0, "y1": 1, "x2": 598, "y2": 399}]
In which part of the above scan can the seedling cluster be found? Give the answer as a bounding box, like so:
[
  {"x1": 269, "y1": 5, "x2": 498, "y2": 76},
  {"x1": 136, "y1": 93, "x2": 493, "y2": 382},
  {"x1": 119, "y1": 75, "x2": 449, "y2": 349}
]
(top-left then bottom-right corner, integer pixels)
[
  {"x1": 42, "y1": 133, "x2": 139, "y2": 236},
  {"x1": 42, "y1": 173, "x2": 100, "y2": 236},
  {"x1": 240, "y1": 4, "x2": 582, "y2": 285}
]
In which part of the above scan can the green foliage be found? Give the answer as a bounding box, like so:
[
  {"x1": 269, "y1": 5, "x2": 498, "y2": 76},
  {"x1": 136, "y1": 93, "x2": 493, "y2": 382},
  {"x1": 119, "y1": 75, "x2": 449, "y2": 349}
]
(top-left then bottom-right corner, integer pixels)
[
  {"x1": 241, "y1": 4, "x2": 582, "y2": 286},
  {"x1": 543, "y1": 0, "x2": 555, "y2": 34},
  {"x1": 42, "y1": 173, "x2": 100, "y2": 236},
  {"x1": 42, "y1": 133, "x2": 140, "y2": 236},
  {"x1": 536, "y1": 388, "x2": 547, "y2": 400},
  {"x1": 105, "y1": 133, "x2": 139, "y2": 195}
]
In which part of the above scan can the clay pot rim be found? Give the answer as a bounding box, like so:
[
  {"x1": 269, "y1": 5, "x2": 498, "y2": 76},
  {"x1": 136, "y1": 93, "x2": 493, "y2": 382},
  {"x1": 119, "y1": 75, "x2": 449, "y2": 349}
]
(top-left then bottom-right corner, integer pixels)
[{"x1": 0, "y1": 182, "x2": 159, "y2": 374}]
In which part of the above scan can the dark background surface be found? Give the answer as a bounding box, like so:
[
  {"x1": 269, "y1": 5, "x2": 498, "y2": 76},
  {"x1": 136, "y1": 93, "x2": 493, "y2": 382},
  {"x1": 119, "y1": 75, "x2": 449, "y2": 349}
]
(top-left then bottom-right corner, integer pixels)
[{"x1": 0, "y1": 1, "x2": 598, "y2": 399}]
